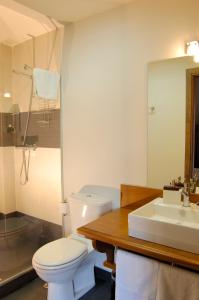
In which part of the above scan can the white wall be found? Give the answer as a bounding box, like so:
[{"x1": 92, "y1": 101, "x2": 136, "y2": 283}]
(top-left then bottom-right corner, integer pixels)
[
  {"x1": 62, "y1": 9, "x2": 128, "y2": 197},
  {"x1": 123, "y1": 0, "x2": 199, "y2": 186},
  {"x1": 62, "y1": 0, "x2": 199, "y2": 197}
]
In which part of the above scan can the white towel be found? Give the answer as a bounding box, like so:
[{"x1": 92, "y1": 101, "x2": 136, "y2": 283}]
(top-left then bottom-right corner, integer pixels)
[
  {"x1": 116, "y1": 250, "x2": 159, "y2": 300},
  {"x1": 116, "y1": 249, "x2": 199, "y2": 300},
  {"x1": 33, "y1": 68, "x2": 60, "y2": 100}
]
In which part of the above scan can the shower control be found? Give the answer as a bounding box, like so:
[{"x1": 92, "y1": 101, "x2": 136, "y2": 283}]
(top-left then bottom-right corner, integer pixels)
[
  {"x1": 21, "y1": 135, "x2": 38, "y2": 146},
  {"x1": 7, "y1": 124, "x2": 15, "y2": 133}
]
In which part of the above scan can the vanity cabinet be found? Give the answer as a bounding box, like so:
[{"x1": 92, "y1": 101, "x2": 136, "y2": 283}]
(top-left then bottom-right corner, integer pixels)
[{"x1": 78, "y1": 184, "x2": 199, "y2": 272}]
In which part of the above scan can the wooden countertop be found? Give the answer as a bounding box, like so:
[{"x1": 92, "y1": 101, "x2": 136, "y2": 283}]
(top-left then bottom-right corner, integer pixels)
[{"x1": 78, "y1": 185, "x2": 199, "y2": 272}]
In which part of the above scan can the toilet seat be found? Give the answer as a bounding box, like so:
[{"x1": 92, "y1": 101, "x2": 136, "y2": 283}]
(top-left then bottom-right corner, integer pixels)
[{"x1": 32, "y1": 238, "x2": 88, "y2": 269}]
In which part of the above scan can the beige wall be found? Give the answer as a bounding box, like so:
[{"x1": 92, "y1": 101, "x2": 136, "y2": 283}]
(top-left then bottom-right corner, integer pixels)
[
  {"x1": 15, "y1": 148, "x2": 62, "y2": 224},
  {"x1": 0, "y1": 147, "x2": 16, "y2": 214},
  {"x1": 0, "y1": 44, "x2": 15, "y2": 214},
  {"x1": 0, "y1": 44, "x2": 12, "y2": 112},
  {"x1": 62, "y1": 0, "x2": 199, "y2": 196},
  {"x1": 0, "y1": 149, "x2": 6, "y2": 213},
  {"x1": 0, "y1": 148, "x2": 4, "y2": 212},
  {"x1": 1, "y1": 148, "x2": 16, "y2": 214}
]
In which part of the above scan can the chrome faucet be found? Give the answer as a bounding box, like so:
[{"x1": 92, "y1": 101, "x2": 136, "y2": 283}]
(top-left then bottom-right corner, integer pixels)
[{"x1": 181, "y1": 182, "x2": 191, "y2": 207}]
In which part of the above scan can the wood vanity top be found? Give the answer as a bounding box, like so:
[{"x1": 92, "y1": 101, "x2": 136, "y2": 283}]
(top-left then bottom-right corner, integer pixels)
[{"x1": 78, "y1": 185, "x2": 199, "y2": 272}]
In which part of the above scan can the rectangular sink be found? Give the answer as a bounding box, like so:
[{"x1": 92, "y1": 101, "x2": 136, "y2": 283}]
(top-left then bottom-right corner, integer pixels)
[{"x1": 128, "y1": 198, "x2": 199, "y2": 254}]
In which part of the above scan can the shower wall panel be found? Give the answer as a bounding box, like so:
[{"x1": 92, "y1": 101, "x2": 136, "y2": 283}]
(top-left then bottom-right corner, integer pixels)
[
  {"x1": 14, "y1": 109, "x2": 60, "y2": 148},
  {"x1": 0, "y1": 148, "x2": 5, "y2": 214},
  {"x1": 12, "y1": 30, "x2": 62, "y2": 113},
  {"x1": 11, "y1": 30, "x2": 63, "y2": 226},
  {"x1": 0, "y1": 147, "x2": 16, "y2": 215},
  {"x1": 0, "y1": 44, "x2": 12, "y2": 102},
  {"x1": 15, "y1": 148, "x2": 62, "y2": 225}
]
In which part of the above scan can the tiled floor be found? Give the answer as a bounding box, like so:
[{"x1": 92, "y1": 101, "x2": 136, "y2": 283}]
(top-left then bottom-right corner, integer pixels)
[
  {"x1": 2, "y1": 277, "x2": 112, "y2": 300},
  {"x1": 0, "y1": 217, "x2": 29, "y2": 234},
  {"x1": 1, "y1": 279, "x2": 46, "y2": 300}
]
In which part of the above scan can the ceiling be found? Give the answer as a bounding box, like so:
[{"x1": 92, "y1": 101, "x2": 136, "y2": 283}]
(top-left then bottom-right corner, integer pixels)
[
  {"x1": 14, "y1": 0, "x2": 133, "y2": 22},
  {"x1": 0, "y1": 0, "x2": 133, "y2": 46},
  {"x1": 0, "y1": 0, "x2": 62, "y2": 46}
]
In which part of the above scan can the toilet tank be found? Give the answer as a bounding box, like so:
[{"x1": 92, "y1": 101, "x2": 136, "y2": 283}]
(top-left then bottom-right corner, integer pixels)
[
  {"x1": 79, "y1": 185, "x2": 120, "y2": 210},
  {"x1": 68, "y1": 192, "x2": 112, "y2": 233}
]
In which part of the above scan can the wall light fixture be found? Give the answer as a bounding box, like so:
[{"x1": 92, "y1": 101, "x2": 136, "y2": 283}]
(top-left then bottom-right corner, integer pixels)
[
  {"x1": 186, "y1": 41, "x2": 199, "y2": 63},
  {"x1": 3, "y1": 92, "x2": 11, "y2": 98}
]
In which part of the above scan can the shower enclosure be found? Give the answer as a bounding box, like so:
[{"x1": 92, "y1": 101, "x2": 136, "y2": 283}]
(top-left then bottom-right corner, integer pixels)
[{"x1": 0, "y1": 6, "x2": 63, "y2": 290}]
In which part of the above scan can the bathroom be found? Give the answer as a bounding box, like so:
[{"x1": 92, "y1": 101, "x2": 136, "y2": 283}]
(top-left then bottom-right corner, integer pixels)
[{"x1": 1, "y1": 0, "x2": 199, "y2": 299}]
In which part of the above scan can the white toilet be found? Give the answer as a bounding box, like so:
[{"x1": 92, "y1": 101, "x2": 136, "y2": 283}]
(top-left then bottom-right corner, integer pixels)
[{"x1": 32, "y1": 191, "x2": 113, "y2": 300}]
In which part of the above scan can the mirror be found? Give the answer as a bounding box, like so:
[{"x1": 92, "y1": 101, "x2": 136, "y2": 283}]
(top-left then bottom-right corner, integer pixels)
[
  {"x1": 185, "y1": 67, "x2": 199, "y2": 178},
  {"x1": 147, "y1": 56, "x2": 199, "y2": 188}
]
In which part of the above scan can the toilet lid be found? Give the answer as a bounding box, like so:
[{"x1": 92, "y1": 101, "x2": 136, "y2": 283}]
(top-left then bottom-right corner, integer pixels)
[{"x1": 33, "y1": 238, "x2": 88, "y2": 267}]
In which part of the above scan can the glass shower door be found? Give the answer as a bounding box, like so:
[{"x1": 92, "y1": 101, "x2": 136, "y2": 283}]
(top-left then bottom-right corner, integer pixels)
[{"x1": 0, "y1": 24, "x2": 63, "y2": 286}]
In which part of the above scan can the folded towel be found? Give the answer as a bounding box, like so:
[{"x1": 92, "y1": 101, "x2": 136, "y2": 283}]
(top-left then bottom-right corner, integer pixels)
[
  {"x1": 156, "y1": 263, "x2": 199, "y2": 300},
  {"x1": 33, "y1": 68, "x2": 60, "y2": 100},
  {"x1": 116, "y1": 249, "x2": 199, "y2": 300},
  {"x1": 116, "y1": 250, "x2": 159, "y2": 300}
]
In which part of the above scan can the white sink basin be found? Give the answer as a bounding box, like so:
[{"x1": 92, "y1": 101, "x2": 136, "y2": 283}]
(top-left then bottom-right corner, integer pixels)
[{"x1": 128, "y1": 198, "x2": 199, "y2": 254}]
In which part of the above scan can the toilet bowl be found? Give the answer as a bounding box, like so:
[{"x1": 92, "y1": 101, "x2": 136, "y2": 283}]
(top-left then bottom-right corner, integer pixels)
[
  {"x1": 33, "y1": 189, "x2": 114, "y2": 300},
  {"x1": 33, "y1": 238, "x2": 89, "y2": 300}
]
